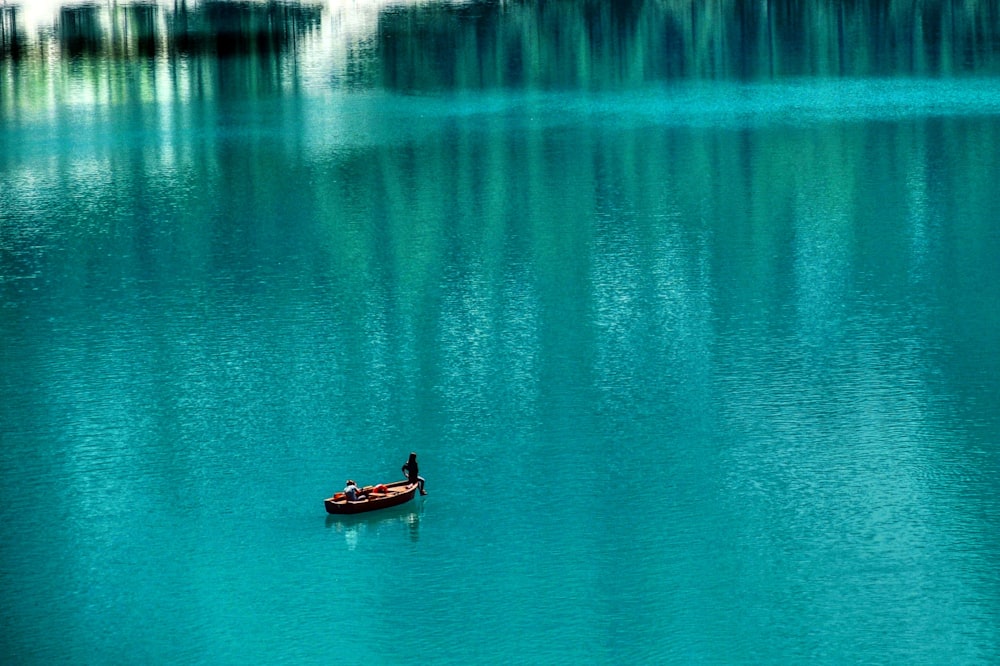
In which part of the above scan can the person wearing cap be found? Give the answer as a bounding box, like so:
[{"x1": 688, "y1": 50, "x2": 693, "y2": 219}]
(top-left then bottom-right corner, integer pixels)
[{"x1": 343, "y1": 479, "x2": 366, "y2": 502}]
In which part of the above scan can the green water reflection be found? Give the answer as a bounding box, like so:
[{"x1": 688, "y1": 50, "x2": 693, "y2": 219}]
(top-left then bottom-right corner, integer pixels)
[
  {"x1": 2, "y1": 1, "x2": 1000, "y2": 664},
  {"x1": 4, "y1": 0, "x2": 1000, "y2": 108}
]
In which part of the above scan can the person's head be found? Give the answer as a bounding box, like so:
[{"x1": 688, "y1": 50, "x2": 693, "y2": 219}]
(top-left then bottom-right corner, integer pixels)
[
  {"x1": 346, "y1": 479, "x2": 354, "y2": 486},
  {"x1": 408, "y1": 452, "x2": 417, "y2": 462}
]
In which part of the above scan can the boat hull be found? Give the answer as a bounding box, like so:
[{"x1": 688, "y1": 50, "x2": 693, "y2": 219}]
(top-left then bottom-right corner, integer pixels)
[{"x1": 324, "y1": 480, "x2": 418, "y2": 515}]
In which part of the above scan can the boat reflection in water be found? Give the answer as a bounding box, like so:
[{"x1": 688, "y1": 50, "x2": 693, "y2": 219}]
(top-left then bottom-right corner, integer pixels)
[{"x1": 326, "y1": 498, "x2": 424, "y2": 549}]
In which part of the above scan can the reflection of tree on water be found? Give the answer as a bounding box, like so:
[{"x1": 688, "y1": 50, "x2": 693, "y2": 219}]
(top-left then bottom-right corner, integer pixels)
[
  {"x1": 5, "y1": 1, "x2": 321, "y2": 61},
  {"x1": 6, "y1": 1, "x2": 1000, "y2": 77},
  {"x1": 60, "y1": 6, "x2": 108, "y2": 57},
  {"x1": 1, "y1": 2, "x2": 324, "y2": 112},
  {"x1": 5, "y1": 0, "x2": 1000, "y2": 108},
  {"x1": 0, "y1": 6, "x2": 25, "y2": 61},
  {"x1": 325, "y1": 503, "x2": 423, "y2": 549},
  {"x1": 169, "y1": 1, "x2": 321, "y2": 57},
  {"x1": 374, "y1": 0, "x2": 1000, "y2": 90}
]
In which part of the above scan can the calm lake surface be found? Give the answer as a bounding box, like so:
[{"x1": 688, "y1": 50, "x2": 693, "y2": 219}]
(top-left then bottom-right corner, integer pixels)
[{"x1": 2, "y1": 1, "x2": 1000, "y2": 663}]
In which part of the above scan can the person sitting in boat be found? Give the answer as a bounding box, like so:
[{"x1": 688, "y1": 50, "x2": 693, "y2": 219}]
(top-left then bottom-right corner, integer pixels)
[
  {"x1": 343, "y1": 479, "x2": 367, "y2": 502},
  {"x1": 401, "y1": 452, "x2": 427, "y2": 496}
]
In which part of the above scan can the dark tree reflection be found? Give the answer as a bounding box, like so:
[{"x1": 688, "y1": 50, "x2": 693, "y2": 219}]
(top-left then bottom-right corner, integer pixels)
[
  {"x1": 373, "y1": 0, "x2": 1000, "y2": 91},
  {"x1": 4, "y1": 1, "x2": 1000, "y2": 98},
  {"x1": 3, "y1": 1, "x2": 321, "y2": 63},
  {"x1": 168, "y1": 1, "x2": 321, "y2": 57},
  {"x1": 1, "y1": 6, "x2": 26, "y2": 62},
  {"x1": 59, "y1": 6, "x2": 104, "y2": 58}
]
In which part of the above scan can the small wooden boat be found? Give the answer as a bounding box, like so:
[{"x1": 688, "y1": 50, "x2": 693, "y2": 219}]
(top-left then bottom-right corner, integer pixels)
[{"x1": 324, "y1": 480, "x2": 418, "y2": 515}]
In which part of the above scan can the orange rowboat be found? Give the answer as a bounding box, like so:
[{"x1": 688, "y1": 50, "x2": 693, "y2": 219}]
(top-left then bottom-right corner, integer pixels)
[{"x1": 324, "y1": 480, "x2": 418, "y2": 515}]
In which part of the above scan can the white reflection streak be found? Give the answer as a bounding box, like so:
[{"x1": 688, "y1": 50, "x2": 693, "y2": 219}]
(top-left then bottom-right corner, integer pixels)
[
  {"x1": 650, "y1": 220, "x2": 713, "y2": 396},
  {"x1": 437, "y1": 264, "x2": 492, "y2": 421},
  {"x1": 590, "y1": 216, "x2": 641, "y2": 404},
  {"x1": 791, "y1": 179, "x2": 850, "y2": 346},
  {"x1": 905, "y1": 137, "x2": 931, "y2": 283}
]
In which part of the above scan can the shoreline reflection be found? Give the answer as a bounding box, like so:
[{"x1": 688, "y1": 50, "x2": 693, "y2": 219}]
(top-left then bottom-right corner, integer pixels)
[{"x1": 3, "y1": 1, "x2": 1000, "y2": 107}]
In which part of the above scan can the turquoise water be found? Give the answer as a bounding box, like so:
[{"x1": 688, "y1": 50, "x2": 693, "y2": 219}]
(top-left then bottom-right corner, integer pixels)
[{"x1": 2, "y1": 1, "x2": 1000, "y2": 663}]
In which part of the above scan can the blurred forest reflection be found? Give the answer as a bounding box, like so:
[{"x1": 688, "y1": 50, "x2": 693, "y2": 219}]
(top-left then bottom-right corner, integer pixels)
[
  {"x1": 2, "y1": 1, "x2": 998, "y2": 387},
  {"x1": 3, "y1": 0, "x2": 1000, "y2": 110}
]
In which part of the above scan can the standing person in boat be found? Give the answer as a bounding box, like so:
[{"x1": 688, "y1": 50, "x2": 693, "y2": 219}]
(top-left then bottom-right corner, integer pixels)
[
  {"x1": 343, "y1": 479, "x2": 366, "y2": 502},
  {"x1": 402, "y1": 452, "x2": 427, "y2": 495}
]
